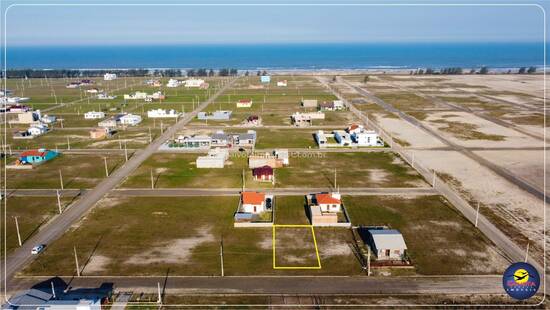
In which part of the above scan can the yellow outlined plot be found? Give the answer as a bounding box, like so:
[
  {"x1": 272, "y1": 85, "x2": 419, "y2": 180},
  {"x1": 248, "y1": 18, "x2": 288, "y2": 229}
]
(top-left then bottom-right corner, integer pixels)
[{"x1": 272, "y1": 224, "x2": 322, "y2": 269}]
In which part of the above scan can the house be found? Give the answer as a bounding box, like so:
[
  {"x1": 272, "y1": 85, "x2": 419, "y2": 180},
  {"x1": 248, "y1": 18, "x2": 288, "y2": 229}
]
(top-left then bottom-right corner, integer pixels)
[
  {"x1": 211, "y1": 131, "x2": 230, "y2": 146},
  {"x1": 18, "y1": 149, "x2": 58, "y2": 164},
  {"x1": 232, "y1": 130, "x2": 257, "y2": 147},
  {"x1": 150, "y1": 91, "x2": 166, "y2": 100},
  {"x1": 290, "y1": 112, "x2": 325, "y2": 127},
  {"x1": 367, "y1": 229, "x2": 408, "y2": 261},
  {"x1": 313, "y1": 192, "x2": 342, "y2": 212},
  {"x1": 333, "y1": 130, "x2": 353, "y2": 146},
  {"x1": 84, "y1": 111, "x2": 105, "y2": 119},
  {"x1": 346, "y1": 124, "x2": 382, "y2": 146},
  {"x1": 5, "y1": 104, "x2": 29, "y2": 113},
  {"x1": 5, "y1": 288, "x2": 102, "y2": 310},
  {"x1": 318, "y1": 100, "x2": 344, "y2": 111},
  {"x1": 147, "y1": 109, "x2": 180, "y2": 118},
  {"x1": 241, "y1": 191, "x2": 268, "y2": 213},
  {"x1": 277, "y1": 80, "x2": 287, "y2": 87},
  {"x1": 40, "y1": 114, "x2": 56, "y2": 124},
  {"x1": 244, "y1": 115, "x2": 261, "y2": 126},
  {"x1": 80, "y1": 79, "x2": 95, "y2": 86},
  {"x1": 301, "y1": 99, "x2": 318, "y2": 108},
  {"x1": 315, "y1": 130, "x2": 328, "y2": 146},
  {"x1": 166, "y1": 79, "x2": 181, "y2": 88},
  {"x1": 104, "y1": 73, "x2": 117, "y2": 80},
  {"x1": 27, "y1": 124, "x2": 49, "y2": 136},
  {"x1": 120, "y1": 114, "x2": 142, "y2": 126},
  {"x1": 184, "y1": 78, "x2": 206, "y2": 88},
  {"x1": 124, "y1": 91, "x2": 148, "y2": 100},
  {"x1": 260, "y1": 75, "x2": 271, "y2": 83},
  {"x1": 97, "y1": 93, "x2": 116, "y2": 100},
  {"x1": 196, "y1": 148, "x2": 229, "y2": 168},
  {"x1": 252, "y1": 165, "x2": 274, "y2": 182},
  {"x1": 197, "y1": 110, "x2": 232, "y2": 121},
  {"x1": 236, "y1": 99, "x2": 253, "y2": 108},
  {"x1": 89, "y1": 127, "x2": 112, "y2": 139},
  {"x1": 310, "y1": 205, "x2": 338, "y2": 226},
  {"x1": 98, "y1": 114, "x2": 125, "y2": 128},
  {"x1": 333, "y1": 100, "x2": 345, "y2": 110},
  {"x1": 86, "y1": 88, "x2": 100, "y2": 94},
  {"x1": 248, "y1": 149, "x2": 289, "y2": 168},
  {"x1": 0, "y1": 89, "x2": 12, "y2": 96},
  {"x1": 10, "y1": 111, "x2": 40, "y2": 124},
  {"x1": 346, "y1": 124, "x2": 363, "y2": 134},
  {"x1": 66, "y1": 82, "x2": 81, "y2": 88},
  {"x1": 173, "y1": 135, "x2": 211, "y2": 149}
]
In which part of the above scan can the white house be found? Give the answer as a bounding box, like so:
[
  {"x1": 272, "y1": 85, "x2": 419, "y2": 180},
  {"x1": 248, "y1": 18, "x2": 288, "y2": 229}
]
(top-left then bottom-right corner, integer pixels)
[
  {"x1": 124, "y1": 91, "x2": 148, "y2": 100},
  {"x1": 166, "y1": 79, "x2": 181, "y2": 88},
  {"x1": 27, "y1": 124, "x2": 48, "y2": 136},
  {"x1": 184, "y1": 78, "x2": 205, "y2": 88},
  {"x1": 333, "y1": 130, "x2": 353, "y2": 146},
  {"x1": 301, "y1": 99, "x2": 318, "y2": 108},
  {"x1": 196, "y1": 148, "x2": 229, "y2": 168},
  {"x1": 236, "y1": 99, "x2": 253, "y2": 108},
  {"x1": 40, "y1": 114, "x2": 56, "y2": 124},
  {"x1": 84, "y1": 111, "x2": 106, "y2": 119},
  {"x1": 333, "y1": 100, "x2": 345, "y2": 110},
  {"x1": 97, "y1": 93, "x2": 117, "y2": 100},
  {"x1": 241, "y1": 191, "x2": 269, "y2": 214},
  {"x1": 368, "y1": 229, "x2": 408, "y2": 261},
  {"x1": 120, "y1": 114, "x2": 142, "y2": 126},
  {"x1": 353, "y1": 130, "x2": 381, "y2": 146},
  {"x1": 277, "y1": 80, "x2": 288, "y2": 87},
  {"x1": 314, "y1": 192, "x2": 342, "y2": 212},
  {"x1": 86, "y1": 88, "x2": 100, "y2": 94},
  {"x1": 147, "y1": 109, "x2": 180, "y2": 118},
  {"x1": 150, "y1": 91, "x2": 166, "y2": 100},
  {"x1": 104, "y1": 73, "x2": 117, "y2": 80}
]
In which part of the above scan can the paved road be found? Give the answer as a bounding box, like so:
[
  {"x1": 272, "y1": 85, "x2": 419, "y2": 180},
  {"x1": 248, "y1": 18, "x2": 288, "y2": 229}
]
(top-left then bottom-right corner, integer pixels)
[
  {"x1": 8, "y1": 275, "x2": 506, "y2": 296},
  {"x1": 339, "y1": 78, "x2": 548, "y2": 203},
  {"x1": 5, "y1": 187, "x2": 437, "y2": 198},
  {"x1": 320, "y1": 77, "x2": 545, "y2": 277},
  {"x1": 2, "y1": 78, "x2": 237, "y2": 287}
]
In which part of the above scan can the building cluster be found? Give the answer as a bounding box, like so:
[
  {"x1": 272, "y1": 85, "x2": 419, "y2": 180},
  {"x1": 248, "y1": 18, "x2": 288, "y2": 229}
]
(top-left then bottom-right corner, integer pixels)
[
  {"x1": 104, "y1": 73, "x2": 117, "y2": 80},
  {"x1": 301, "y1": 99, "x2": 345, "y2": 111},
  {"x1": 10, "y1": 110, "x2": 57, "y2": 139},
  {"x1": 145, "y1": 79, "x2": 162, "y2": 87},
  {"x1": 97, "y1": 113, "x2": 142, "y2": 128},
  {"x1": 236, "y1": 99, "x2": 253, "y2": 108},
  {"x1": 65, "y1": 79, "x2": 95, "y2": 88},
  {"x1": 147, "y1": 109, "x2": 181, "y2": 118},
  {"x1": 197, "y1": 110, "x2": 232, "y2": 121},
  {"x1": 123, "y1": 91, "x2": 165, "y2": 102},
  {"x1": 315, "y1": 124, "x2": 383, "y2": 148},
  {"x1": 171, "y1": 130, "x2": 257, "y2": 151},
  {"x1": 290, "y1": 111, "x2": 325, "y2": 127},
  {"x1": 166, "y1": 78, "x2": 209, "y2": 89}
]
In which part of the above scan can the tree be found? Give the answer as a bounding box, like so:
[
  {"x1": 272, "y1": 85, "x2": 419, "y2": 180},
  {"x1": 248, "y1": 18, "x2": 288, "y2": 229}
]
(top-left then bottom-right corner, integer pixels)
[
  {"x1": 426, "y1": 68, "x2": 434, "y2": 75},
  {"x1": 417, "y1": 69, "x2": 424, "y2": 75},
  {"x1": 527, "y1": 66, "x2": 536, "y2": 74},
  {"x1": 245, "y1": 71, "x2": 249, "y2": 76},
  {"x1": 518, "y1": 67, "x2": 526, "y2": 74},
  {"x1": 469, "y1": 69, "x2": 476, "y2": 74},
  {"x1": 363, "y1": 75, "x2": 369, "y2": 83},
  {"x1": 186, "y1": 69, "x2": 196, "y2": 77},
  {"x1": 230, "y1": 69, "x2": 238, "y2": 76},
  {"x1": 256, "y1": 71, "x2": 261, "y2": 76},
  {"x1": 332, "y1": 76, "x2": 337, "y2": 82},
  {"x1": 479, "y1": 66, "x2": 489, "y2": 74},
  {"x1": 208, "y1": 69, "x2": 215, "y2": 77}
]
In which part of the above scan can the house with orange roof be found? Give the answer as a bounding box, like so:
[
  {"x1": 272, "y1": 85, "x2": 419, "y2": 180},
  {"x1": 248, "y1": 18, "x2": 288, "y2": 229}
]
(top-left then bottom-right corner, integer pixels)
[
  {"x1": 18, "y1": 148, "x2": 58, "y2": 164},
  {"x1": 241, "y1": 191, "x2": 267, "y2": 213},
  {"x1": 313, "y1": 192, "x2": 342, "y2": 212}
]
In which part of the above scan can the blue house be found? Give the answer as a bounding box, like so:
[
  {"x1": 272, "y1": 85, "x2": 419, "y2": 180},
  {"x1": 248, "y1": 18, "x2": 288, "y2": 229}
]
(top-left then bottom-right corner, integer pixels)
[
  {"x1": 19, "y1": 149, "x2": 59, "y2": 164},
  {"x1": 260, "y1": 75, "x2": 271, "y2": 83}
]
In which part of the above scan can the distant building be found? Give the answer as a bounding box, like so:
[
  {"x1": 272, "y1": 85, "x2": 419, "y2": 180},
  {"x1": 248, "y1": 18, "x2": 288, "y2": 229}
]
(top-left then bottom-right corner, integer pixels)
[
  {"x1": 40, "y1": 114, "x2": 56, "y2": 124},
  {"x1": 184, "y1": 78, "x2": 206, "y2": 88},
  {"x1": 277, "y1": 80, "x2": 287, "y2": 87},
  {"x1": 197, "y1": 110, "x2": 232, "y2": 121},
  {"x1": 301, "y1": 99, "x2": 318, "y2": 108},
  {"x1": 196, "y1": 148, "x2": 229, "y2": 168},
  {"x1": 26, "y1": 124, "x2": 49, "y2": 137},
  {"x1": 98, "y1": 114, "x2": 125, "y2": 128},
  {"x1": 120, "y1": 114, "x2": 142, "y2": 126},
  {"x1": 124, "y1": 91, "x2": 148, "y2": 100},
  {"x1": 174, "y1": 135, "x2": 212, "y2": 149},
  {"x1": 248, "y1": 149, "x2": 289, "y2": 168},
  {"x1": 84, "y1": 111, "x2": 105, "y2": 119},
  {"x1": 290, "y1": 112, "x2": 325, "y2": 127},
  {"x1": 104, "y1": 73, "x2": 117, "y2": 80},
  {"x1": 244, "y1": 115, "x2": 261, "y2": 126},
  {"x1": 252, "y1": 165, "x2": 274, "y2": 182},
  {"x1": 166, "y1": 79, "x2": 181, "y2": 88},
  {"x1": 9, "y1": 111, "x2": 40, "y2": 124},
  {"x1": 318, "y1": 100, "x2": 345, "y2": 111},
  {"x1": 86, "y1": 88, "x2": 100, "y2": 94},
  {"x1": 366, "y1": 229, "x2": 408, "y2": 261},
  {"x1": 147, "y1": 109, "x2": 180, "y2": 118},
  {"x1": 66, "y1": 82, "x2": 81, "y2": 88},
  {"x1": 18, "y1": 149, "x2": 58, "y2": 164},
  {"x1": 260, "y1": 75, "x2": 271, "y2": 83},
  {"x1": 236, "y1": 99, "x2": 253, "y2": 108},
  {"x1": 97, "y1": 93, "x2": 116, "y2": 100},
  {"x1": 89, "y1": 127, "x2": 112, "y2": 139}
]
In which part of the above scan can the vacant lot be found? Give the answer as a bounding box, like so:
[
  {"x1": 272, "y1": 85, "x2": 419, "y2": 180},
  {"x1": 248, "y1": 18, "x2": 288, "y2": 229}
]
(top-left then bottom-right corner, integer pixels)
[
  {"x1": 344, "y1": 195, "x2": 509, "y2": 275},
  {"x1": 274, "y1": 226, "x2": 320, "y2": 268},
  {"x1": 274, "y1": 196, "x2": 309, "y2": 225},
  {"x1": 7, "y1": 154, "x2": 125, "y2": 189}
]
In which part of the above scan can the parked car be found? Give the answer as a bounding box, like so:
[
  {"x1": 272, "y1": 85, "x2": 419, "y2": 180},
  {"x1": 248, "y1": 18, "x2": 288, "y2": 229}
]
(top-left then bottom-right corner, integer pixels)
[{"x1": 31, "y1": 244, "x2": 45, "y2": 255}]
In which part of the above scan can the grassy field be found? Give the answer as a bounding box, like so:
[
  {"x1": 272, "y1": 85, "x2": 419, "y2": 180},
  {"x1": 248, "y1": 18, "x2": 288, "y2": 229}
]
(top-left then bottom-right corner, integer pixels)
[
  {"x1": 7, "y1": 154, "x2": 125, "y2": 189},
  {"x1": 274, "y1": 196, "x2": 309, "y2": 225},
  {"x1": 344, "y1": 195, "x2": 508, "y2": 275},
  {"x1": 3, "y1": 197, "x2": 71, "y2": 255}
]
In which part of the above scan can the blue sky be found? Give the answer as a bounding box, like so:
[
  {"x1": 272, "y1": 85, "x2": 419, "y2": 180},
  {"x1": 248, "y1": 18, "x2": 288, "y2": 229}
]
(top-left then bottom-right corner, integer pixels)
[{"x1": 1, "y1": 1, "x2": 547, "y2": 46}]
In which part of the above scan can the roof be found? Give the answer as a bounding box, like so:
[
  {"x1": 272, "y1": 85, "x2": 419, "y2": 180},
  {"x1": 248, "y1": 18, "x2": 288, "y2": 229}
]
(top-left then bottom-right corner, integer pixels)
[
  {"x1": 239, "y1": 99, "x2": 252, "y2": 103},
  {"x1": 253, "y1": 165, "x2": 273, "y2": 176},
  {"x1": 319, "y1": 101, "x2": 334, "y2": 107},
  {"x1": 369, "y1": 229, "x2": 407, "y2": 249},
  {"x1": 348, "y1": 124, "x2": 360, "y2": 131},
  {"x1": 20, "y1": 150, "x2": 48, "y2": 157},
  {"x1": 242, "y1": 191, "x2": 265, "y2": 205},
  {"x1": 316, "y1": 193, "x2": 341, "y2": 205}
]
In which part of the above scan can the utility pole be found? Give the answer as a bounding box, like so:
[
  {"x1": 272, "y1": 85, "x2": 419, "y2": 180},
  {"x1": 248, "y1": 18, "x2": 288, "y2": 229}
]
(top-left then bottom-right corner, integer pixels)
[
  {"x1": 67, "y1": 137, "x2": 70, "y2": 150},
  {"x1": 124, "y1": 142, "x2": 128, "y2": 161},
  {"x1": 475, "y1": 202, "x2": 480, "y2": 227},
  {"x1": 56, "y1": 190, "x2": 62, "y2": 214},
  {"x1": 14, "y1": 217, "x2": 22, "y2": 246},
  {"x1": 220, "y1": 237, "x2": 225, "y2": 277},
  {"x1": 334, "y1": 169, "x2": 337, "y2": 189},
  {"x1": 367, "y1": 246, "x2": 371, "y2": 276},
  {"x1": 148, "y1": 127, "x2": 152, "y2": 143},
  {"x1": 59, "y1": 170, "x2": 64, "y2": 190},
  {"x1": 104, "y1": 157, "x2": 109, "y2": 177},
  {"x1": 150, "y1": 169, "x2": 154, "y2": 189},
  {"x1": 157, "y1": 282, "x2": 162, "y2": 304},
  {"x1": 74, "y1": 246, "x2": 81, "y2": 277},
  {"x1": 525, "y1": 243, "x2": 530, "y2": 263}
]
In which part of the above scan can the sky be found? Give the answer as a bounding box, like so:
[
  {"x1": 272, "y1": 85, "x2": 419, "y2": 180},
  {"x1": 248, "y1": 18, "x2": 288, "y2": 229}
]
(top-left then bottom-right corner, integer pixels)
[{"x1": 1, "y1": 0, "x2": 547, "y2": 46}]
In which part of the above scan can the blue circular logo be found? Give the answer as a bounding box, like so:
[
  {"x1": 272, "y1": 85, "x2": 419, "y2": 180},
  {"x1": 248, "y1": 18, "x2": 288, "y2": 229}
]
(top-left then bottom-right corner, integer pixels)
[{"x1": 502, "y1": 262, "x2": 540, "y2": 300}]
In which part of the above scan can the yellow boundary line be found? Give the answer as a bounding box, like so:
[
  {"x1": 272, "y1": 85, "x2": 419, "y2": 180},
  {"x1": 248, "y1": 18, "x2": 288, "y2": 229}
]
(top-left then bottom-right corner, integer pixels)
[{"x1": 272, "y1": 224, "x2": 322, "y2": 269}]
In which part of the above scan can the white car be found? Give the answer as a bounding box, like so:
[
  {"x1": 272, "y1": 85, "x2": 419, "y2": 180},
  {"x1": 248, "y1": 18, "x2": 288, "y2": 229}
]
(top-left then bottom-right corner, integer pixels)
[{"x1": 31, "y1": 244, "x2": 45, "y2": 255}]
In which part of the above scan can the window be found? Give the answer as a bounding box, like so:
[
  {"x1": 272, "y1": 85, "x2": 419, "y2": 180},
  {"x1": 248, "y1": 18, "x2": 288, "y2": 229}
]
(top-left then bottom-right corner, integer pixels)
[{"x1": 385, "y1": 249, "x2": 390, "y2": 257}]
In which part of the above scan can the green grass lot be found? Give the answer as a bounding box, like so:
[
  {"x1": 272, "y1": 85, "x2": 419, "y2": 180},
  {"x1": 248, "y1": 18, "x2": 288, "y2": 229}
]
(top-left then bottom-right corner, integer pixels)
[
  {"x1": 122, "y1": 151, "x2": 426, "y2": 189},
  {"x1": 274, "y1": 196, "x2": 309, "y2": 225},
  {"x1": 5, "y1": 127, "x2": 162, "y2": 150},
  {"x1": 344, "y1": 195, "x2": 507, "y2": 275},
  {"x1": 23, "y1": 196, "x2": 361, "y2": 276},
  {"x1": 7, "y1": 154, "x2": 124, "y2": 189},
  {"x1": 254, "y1": 129, "x2": 317, "y2": 149},
  {"x1": 3, "y1": 197, "x2": 72, "y2": 255},
  {"x1": 121, "y1": 153, "x2": 248, "y2": 188}
]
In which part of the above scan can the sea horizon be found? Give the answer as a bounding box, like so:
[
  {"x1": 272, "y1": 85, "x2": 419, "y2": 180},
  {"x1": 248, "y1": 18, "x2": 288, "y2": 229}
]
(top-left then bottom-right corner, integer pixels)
[{"x1": 3, "y1": 42, "x2": 547, "y2": 70}]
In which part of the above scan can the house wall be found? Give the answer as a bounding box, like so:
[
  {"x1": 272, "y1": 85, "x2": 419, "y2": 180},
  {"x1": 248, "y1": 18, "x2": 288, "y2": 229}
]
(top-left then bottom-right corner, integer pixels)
[{"x1": 242, "y1": 203, "x2": 265, "y2": 213}]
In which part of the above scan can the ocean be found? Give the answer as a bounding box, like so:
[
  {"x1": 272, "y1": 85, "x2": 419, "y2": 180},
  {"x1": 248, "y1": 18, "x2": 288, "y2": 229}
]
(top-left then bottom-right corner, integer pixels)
[{"x1": 3, "y1": 42, "x2": 546, "y2": 70}]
